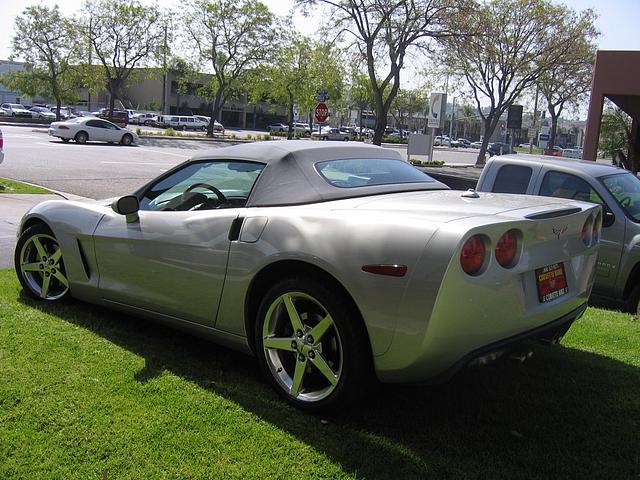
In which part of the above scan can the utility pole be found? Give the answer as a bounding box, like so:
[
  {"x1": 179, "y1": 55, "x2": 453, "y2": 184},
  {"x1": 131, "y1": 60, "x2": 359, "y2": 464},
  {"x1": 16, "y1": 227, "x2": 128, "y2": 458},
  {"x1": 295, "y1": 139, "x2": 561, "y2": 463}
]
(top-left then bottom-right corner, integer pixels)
[
  {"x1": 448, "y1": 96, "x2": 456, "y2": 147},
  {"x1": 162, "y1": 23, "x2": 168, "y2": 115},
  {"x1": 87, "y1": 18, "x2": 92, "y2": 112}
]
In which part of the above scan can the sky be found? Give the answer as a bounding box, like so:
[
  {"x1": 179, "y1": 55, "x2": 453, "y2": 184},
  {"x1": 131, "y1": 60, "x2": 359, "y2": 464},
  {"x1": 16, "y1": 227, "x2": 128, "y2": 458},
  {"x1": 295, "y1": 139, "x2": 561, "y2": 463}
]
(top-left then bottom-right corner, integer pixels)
[{"x1": 1, "y1": 0, "x2": 639, "y2": 60}]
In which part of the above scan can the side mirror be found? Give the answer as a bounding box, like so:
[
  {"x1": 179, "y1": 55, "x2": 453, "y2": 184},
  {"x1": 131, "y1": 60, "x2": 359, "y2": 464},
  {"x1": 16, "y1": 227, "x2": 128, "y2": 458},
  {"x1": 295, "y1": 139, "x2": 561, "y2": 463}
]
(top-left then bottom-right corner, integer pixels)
[
  {"x1": 112, "y1": 195, "x2": 139, "y2": 223},
  {"x1": 602, "y1": 205, "x2": 615, "y2": 228}
]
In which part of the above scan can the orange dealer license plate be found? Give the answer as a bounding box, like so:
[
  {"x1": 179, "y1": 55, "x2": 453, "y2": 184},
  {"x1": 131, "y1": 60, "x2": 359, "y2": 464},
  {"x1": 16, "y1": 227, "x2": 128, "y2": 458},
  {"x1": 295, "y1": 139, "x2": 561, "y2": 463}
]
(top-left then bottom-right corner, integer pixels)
[{"x1": 536, "y1": 262, "x2": 568, "y2": 303}]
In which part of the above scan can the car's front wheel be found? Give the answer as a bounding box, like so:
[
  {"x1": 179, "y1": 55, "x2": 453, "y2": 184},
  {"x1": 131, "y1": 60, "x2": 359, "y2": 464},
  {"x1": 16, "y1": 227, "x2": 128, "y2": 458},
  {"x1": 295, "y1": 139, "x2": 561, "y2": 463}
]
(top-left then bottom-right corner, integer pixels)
[
  {"x1": 15, "y1": 224, "x2": 69, "y2": 301},
  {"x1": 255, "y1": 276, "x2": 371, "y2": 411},
  {"x1": 120, "y1": 133, "x2": 133, "y2": 146}
]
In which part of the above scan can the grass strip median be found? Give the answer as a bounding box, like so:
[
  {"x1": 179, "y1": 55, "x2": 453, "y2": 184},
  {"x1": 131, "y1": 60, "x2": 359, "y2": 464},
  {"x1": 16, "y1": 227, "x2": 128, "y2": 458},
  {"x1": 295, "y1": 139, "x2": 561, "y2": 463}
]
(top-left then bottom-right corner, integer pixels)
[
  {"x1": 0, "y1": 268, "x2": 638, "y2": 479},
  {"x1": 0, "y1": 177, "x2": 51, "y2": 194}
]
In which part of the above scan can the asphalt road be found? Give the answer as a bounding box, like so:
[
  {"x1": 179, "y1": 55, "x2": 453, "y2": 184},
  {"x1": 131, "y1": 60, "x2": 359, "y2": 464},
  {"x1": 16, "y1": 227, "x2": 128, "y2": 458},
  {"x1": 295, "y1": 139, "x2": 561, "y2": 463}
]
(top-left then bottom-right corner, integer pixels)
[{"x1": 0, "y1": 125, "x2": 480, "y2": 199}]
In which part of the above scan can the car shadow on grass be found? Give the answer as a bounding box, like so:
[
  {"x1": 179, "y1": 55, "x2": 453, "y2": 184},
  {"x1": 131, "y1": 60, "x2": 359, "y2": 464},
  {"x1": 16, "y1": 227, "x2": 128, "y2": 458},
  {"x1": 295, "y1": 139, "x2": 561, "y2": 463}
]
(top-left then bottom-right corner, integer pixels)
[{"x1": 20, "y1": 294, "x2": 640, "y2": 480}]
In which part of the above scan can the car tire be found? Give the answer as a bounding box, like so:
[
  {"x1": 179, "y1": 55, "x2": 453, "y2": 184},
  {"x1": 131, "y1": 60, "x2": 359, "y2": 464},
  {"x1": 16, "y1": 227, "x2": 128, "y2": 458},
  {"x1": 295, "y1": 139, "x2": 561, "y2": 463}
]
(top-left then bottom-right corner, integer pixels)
[
  {"x1": 14, "y1": 224, "x2": 70, "y2": 302},
  {"x1": 74, "y1": 131, "x2": 88, "y2": 144},
  {"x1": 120, "y1": 133, "x2": 133, "y2": 146},
  {"x1": 626, "y1": 284, "x2": 640, "y2": 314},
  {"x1": 254, "y1": 276, "x2": 372, "y2": 411}
]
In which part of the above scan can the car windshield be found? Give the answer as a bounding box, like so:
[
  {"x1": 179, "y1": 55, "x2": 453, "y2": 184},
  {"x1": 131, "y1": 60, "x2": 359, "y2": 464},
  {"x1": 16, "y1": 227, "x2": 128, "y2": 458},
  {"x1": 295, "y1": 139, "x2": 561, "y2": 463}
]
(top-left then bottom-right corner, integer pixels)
[
  {"x1": 601, "y1": 172, "x2": 640, "y2": 221},
  {"x1": 315, "y1": 158, "x2": 434, "y2": 188}
]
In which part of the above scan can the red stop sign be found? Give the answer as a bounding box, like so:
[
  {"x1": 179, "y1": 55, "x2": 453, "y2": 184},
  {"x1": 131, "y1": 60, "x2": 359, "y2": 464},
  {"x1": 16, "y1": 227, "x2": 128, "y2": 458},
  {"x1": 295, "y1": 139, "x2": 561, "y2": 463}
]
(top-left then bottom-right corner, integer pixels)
[{"x1": 314, "y1": 103, "x2": 329, "y2": 123}]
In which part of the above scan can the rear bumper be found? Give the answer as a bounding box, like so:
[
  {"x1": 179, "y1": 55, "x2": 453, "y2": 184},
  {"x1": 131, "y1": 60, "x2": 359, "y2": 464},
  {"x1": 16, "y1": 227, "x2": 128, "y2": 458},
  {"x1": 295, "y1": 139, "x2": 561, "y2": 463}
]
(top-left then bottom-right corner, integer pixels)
[{"x1": 427, "y1": 302, "x2": 586, "y2": 384}]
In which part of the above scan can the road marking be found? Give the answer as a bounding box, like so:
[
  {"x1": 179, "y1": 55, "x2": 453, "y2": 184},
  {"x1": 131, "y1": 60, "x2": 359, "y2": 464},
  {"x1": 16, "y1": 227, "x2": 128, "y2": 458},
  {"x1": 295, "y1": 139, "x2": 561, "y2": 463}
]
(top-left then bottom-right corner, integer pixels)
[
  {"x1": 101, "y1": 161, "x2": 170, "y2": 165},
  {"x1": 134, "y1": 147, "x2": 190, "y2": 158}
]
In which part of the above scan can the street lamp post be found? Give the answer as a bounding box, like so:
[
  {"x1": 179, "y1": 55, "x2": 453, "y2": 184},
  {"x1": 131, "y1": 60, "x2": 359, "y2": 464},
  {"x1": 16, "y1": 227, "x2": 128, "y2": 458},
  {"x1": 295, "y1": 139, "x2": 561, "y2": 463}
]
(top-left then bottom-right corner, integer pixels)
[{"x1": 448, "y1": 96, "x2": 456, "y2": 148}]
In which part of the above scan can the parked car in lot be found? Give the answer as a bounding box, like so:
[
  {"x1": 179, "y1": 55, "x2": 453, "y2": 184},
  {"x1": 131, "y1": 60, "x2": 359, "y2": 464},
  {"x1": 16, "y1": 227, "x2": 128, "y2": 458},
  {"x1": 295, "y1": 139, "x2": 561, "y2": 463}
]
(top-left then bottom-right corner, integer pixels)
[
  {"x1": 487, "y1": 142, "x2": 517, "y2": 156},
  {"x1": 562, "y1": 148, "x2": 583, "y2": 159},
  {"x1": 476, "y1": 154, "x2": 640, "y2": 312},
  {"x1": 1, "y1": 103, "x2": 32, "y2": 117},
  {"x1": 29, "y1": 106, "x2": 56, "y2": 120},
  {"x1": 14, "y1": 141, "x2": 599, "y2": 411},
  {"x1": 194, "y1": 115, "x2": 225, "y2": 132},
  {"x1": 0, "y1": 128, "x2": 4, "y2": 164},
  {"x1": 268, "y1": 123, "x2": 288, "y2": 133},
  {"x1": 48, "y1": 117, "x2": 137, "y2": 145},
  {"x1": 95, "y1": 109, "x2": 128, "y2": 126},
  {"x1": 470, "y1": 141, "x2": 483, "y2": 148},
  {"x1": 132, "y1": 112, "x2": 159, "y2": 126},
  {"x1": 157, "y1": 115, "x2": 208, "y2": 131},
  {"x1": 457, "y1": 138, "x2": 471, "y2": 148},
  {"x1": 545, "y1": 146, "x2": 563, "y2": 157},
  {"x1": 312, "y1": 127, "x2": 351, "y2": 141}
]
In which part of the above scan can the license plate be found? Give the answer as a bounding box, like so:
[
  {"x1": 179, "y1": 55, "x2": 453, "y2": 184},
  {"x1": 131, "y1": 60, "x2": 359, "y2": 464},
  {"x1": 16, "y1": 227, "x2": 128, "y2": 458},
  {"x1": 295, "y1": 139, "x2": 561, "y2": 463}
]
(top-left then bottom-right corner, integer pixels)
[{"x1": 536, "y1": 262, "x2": 568, "y2": 303}]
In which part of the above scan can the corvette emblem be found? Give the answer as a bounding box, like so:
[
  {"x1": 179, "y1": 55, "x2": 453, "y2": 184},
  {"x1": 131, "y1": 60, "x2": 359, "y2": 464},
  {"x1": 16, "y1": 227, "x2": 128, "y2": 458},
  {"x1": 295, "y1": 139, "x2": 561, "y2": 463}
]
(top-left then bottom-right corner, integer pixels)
[{"x1": 552, "y1": 226, "x2": 568, "y2": 239}]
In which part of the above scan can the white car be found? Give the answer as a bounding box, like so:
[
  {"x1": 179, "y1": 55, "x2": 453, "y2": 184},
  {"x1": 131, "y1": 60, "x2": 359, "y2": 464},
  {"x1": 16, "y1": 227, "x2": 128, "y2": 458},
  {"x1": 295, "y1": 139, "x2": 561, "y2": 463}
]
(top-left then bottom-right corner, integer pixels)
[
  {"x1": 1, "y1": 103, "x2": 32, "y2": 118},
  {"x1": 48, "y1": 117, "x2": 137, "y2": 145},
  {"x1": 29, "y1": 107, "x2": 56, "y2": 120},
  {"x1": 562, "y1": 148, "x2": 583, "y2": 159},
  {"x1": 194, "y1": 115, "x2": 225, "y2": 132},
  {"x1": 0, "y1": 128, "x2": 4, "y2": 164}
]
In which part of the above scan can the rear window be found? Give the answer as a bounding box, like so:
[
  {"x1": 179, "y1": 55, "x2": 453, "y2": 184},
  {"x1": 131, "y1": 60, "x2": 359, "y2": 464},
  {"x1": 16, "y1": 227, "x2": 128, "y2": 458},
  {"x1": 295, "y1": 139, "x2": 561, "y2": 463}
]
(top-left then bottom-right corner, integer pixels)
[
  {"x1": 315, "y1": 158, "x2": 434, "y2": 188},
  {"x1": 493, "y1": 165, "x2": 532, "y2": 193}
]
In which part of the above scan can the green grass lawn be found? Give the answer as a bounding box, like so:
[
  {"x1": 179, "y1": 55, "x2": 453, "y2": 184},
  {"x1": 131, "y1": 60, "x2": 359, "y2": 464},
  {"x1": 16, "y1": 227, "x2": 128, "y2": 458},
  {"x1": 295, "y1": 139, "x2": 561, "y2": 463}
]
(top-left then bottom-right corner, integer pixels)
[
  {"x1": 0, "y1": 177, "x2": 51, "y2": 194},
  {"x1": 1, "y1": 268, "x2": 638, "y2": 479}
]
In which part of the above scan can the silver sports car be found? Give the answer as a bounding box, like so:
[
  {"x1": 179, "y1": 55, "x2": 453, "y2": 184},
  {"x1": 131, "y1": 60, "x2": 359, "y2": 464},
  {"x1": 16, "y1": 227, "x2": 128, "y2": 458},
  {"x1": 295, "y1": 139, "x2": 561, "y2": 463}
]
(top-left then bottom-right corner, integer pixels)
[{"x1": 15, "y1": 141, "x2": 601, "y2": 410}]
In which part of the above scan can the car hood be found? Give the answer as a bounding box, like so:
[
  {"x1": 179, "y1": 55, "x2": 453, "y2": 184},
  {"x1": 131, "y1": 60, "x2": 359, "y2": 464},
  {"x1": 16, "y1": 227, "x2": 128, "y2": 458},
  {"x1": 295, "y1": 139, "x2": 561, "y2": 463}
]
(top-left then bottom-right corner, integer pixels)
[{"x1": 345, "y1": 190, "x2": 589, "y2": 223}]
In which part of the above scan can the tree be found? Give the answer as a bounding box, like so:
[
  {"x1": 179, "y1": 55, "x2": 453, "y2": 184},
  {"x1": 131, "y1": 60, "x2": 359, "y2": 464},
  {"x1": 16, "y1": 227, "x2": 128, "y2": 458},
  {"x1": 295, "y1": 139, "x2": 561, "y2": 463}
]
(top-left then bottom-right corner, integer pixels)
[
  {"x1": 390, "y1": 88, "x2": 429, "y2": 133},
  {"x1": 182, "y1": 0, "x2": 277, "y2": 137},
  {"x1": 537, "y1": 10, "x2": 598, "y2": 151},
  {"x1": 296, "y1": 0, "x2": 470, "y2": 145},
  {"x1": 347, "y1": 71, "x2": 375, "y2": 133},
  {"x1": 443, "y1": 0, "x2": 595, "y2": 165},
  {"x1": 250, "y1": 37, "x2": 344, "y2": 139},
  {"x1": 80, "y1": 0, "x2": 165, "y2": 115},
  {"x1": 600, "y1": 102, "x2": 637, "y2": 172},
  {"x1": 5, "y1": 5, "x2": 82, "y2": 120}
]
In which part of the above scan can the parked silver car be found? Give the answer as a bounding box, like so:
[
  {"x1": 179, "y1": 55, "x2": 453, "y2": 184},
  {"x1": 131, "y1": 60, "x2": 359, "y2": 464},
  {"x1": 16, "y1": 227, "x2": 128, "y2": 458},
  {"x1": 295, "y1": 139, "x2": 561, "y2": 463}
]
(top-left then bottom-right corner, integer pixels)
[
  {"x1": 48, "y1": 117, "x2": 137, "y2": 145},
  {"x1": 477, "y1": 154, "x2": 640, "y2": 312},
  {"x1": 15, "y1": 142, "x2": 599, "y2": 410}
]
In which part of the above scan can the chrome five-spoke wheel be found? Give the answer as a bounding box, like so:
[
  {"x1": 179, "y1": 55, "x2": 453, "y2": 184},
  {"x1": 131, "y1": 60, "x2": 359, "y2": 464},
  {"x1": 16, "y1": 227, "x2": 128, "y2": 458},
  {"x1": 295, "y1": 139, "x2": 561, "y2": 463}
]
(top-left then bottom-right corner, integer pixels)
[
  {"x1": 256, "y1": 277, "x2": 371, "y2": 410},
  {"x1": 15, "y1": 225, "x2": 69, "y2": 301}
]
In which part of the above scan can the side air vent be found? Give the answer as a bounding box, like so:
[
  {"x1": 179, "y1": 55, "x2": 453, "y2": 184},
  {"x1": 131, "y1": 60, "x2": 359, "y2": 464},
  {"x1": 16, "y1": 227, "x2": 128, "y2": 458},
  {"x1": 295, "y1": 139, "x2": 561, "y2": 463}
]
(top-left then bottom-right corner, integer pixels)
[
  {"x1": 76, "y1": 239, "x2": 91, "y2": 279},
  {"x1": 525, "y1": 208, "x2": 582, "y2": 220}
]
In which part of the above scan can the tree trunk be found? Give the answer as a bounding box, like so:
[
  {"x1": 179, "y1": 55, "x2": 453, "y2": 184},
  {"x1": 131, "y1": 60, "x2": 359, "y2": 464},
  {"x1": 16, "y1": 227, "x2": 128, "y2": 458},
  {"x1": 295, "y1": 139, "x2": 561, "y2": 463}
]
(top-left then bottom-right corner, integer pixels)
[
  {"x1": 287, "y1": 91, "x2": 294, "y2": 140},
  {"x1": 372, "y1": 93, "x2": 387, "y2": 145},
  {"x1": 56, "y1": 99, "x2": 62, "y2": 122},
  {"x1": 208, "y1": 89, "x2": 224, "y2": 137},
  {"x1": 476, "y1": 116, "x2": 498, "y2": 166}
]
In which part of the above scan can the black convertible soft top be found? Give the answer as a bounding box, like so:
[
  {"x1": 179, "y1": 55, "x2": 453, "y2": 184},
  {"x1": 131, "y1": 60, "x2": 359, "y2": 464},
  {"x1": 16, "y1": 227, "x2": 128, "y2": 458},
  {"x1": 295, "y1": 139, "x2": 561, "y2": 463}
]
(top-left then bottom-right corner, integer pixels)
[{"x1": 189, "y1": 140, "x2": 447, "y2": 207}]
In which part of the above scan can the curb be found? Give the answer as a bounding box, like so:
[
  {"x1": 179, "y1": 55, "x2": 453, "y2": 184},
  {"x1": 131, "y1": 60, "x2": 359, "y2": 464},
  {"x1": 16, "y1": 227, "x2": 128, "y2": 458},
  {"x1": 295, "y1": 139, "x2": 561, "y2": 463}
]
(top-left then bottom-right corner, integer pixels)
[{"x1": 2, "y1": 177, "x2": 91, "y2": 202}]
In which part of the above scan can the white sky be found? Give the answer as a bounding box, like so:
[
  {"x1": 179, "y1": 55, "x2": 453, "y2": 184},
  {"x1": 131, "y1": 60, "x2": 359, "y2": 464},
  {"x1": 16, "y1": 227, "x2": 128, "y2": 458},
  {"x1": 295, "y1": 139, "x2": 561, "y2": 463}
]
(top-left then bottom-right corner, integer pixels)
[{"x1": 1, "y1": 0, "x2": 638, "y2": 59}]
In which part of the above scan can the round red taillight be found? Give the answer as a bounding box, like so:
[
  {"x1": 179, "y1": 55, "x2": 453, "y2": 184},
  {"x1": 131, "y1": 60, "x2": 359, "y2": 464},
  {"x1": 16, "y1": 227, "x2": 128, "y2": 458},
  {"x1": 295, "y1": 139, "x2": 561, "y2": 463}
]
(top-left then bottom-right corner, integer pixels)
[
  {"x1": 581, "y1": 215, "x2": 593, "y2": 246},
  {"x1": 495, "y1": 229, "x2": 519, "y2": 268},
  {"x1": 460, "y1": 235, "x2": 486, "y2": 275}
]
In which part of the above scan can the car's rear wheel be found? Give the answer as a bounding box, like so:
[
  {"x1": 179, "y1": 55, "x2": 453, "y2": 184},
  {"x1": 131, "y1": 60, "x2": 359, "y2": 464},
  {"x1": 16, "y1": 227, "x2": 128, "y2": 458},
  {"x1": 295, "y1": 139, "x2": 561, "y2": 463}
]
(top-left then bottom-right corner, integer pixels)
[
  {"x1": 255, "y1": 276, "x2": 371, "y2": 411},
  {"x1": 15, "y1": 224, "x2": 69, "y2": 301},
  {"x1": 74, "y1": 131, "x2": 88, "y2": 144},
  {"x1": 120, "y1": 133, "x2": 133, "y2": 146}
]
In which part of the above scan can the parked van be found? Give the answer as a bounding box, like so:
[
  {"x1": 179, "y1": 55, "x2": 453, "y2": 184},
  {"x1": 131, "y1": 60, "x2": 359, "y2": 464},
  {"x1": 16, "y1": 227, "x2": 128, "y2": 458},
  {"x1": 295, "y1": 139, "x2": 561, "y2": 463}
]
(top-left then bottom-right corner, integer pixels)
[{"x1": 157, "y1": 115, "x2": 207, "y2": 131}]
